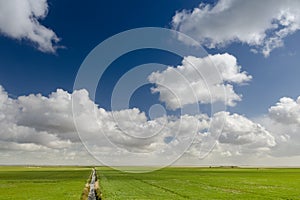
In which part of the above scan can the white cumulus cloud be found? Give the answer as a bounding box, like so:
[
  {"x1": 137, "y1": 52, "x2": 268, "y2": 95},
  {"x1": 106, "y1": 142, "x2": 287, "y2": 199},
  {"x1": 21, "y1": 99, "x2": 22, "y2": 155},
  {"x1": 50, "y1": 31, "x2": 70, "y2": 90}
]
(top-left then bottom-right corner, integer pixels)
[
  {"x1": 148, "y1": 53, "x2": 251, "y2": 110},
  {"x1": 268, "y1": 96, "x2": 300, "y2": 125},
  {"x1": 172, "y1": 0, "x2": 300, "y2": 56},
  {"x1": 0, "y1": 0, "x2": 60, "y2": 53},
  {"x1": 0, "y1": 85, "x2": 208, "y2": 165},
  {"x1": 2, "y1": 85, "x2": 300, "y2": 166},
  {"x1": 253, "y1": 96, "x2": 300, "y2": 158},
  {"x1": 188, "y1": 111, "x2": 276, "y2": 159}
]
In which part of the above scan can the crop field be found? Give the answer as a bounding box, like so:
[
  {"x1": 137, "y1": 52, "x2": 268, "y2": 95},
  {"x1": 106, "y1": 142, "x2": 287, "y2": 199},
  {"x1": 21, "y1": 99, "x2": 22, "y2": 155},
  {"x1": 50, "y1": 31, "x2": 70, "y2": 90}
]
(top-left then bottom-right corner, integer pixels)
[
  {"x1": 1, "y1": 166, "x2": 300, "y2": 199},
  {"x1": 99, "y1": 167, "x2": 300, "y2": 199},
  {"x1": 0, "y1": 166, "x2": 91, "y2": 200}
]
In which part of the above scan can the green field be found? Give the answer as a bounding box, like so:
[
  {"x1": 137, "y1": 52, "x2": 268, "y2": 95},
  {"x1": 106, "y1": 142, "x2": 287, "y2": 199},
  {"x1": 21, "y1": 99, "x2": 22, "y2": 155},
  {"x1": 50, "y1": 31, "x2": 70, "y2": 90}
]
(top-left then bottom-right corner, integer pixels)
[
  {"x1": 1, "y1": 166, "x2": 300, "y2": 199},
  {"x1": 99, "y1": 167, "x2": 300, "y2": 199},
  {"x1": 0, "y1": 166, "x2": 91, "y2": 200}
]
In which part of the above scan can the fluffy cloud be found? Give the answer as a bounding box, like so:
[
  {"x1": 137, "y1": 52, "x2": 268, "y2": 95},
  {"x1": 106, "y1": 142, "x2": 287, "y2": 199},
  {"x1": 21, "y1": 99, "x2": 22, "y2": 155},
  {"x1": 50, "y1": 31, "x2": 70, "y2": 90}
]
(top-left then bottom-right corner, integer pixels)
[
  {"x1": 2, "y1": 85, "x2": 300, "y2": 166},
  {"x1": 172, "y1": 0, "x2": 300, "y2": 56},
  {"x1": 256, "y1": 96, "x2": 300, "y2": 158},
  {"x1": 0, "y1": 0, "x2": 60, "y2": 53},
  {"x1": 0, "y1": 86, "x2": 90, "y2": 165},
  {"x1": 256, "y1": 116, "x2": 300, "y2": 158},
  {"x1": 188, "y1": 112, "x2": 276, "y2": 159},
  {"x1": 200, "y1": 96, "x2": 300, "y2": 161},
  {"x1": 269, "y1": 96, "x2": 300, "y2": 125},
  {"x1": 0, "y1": 86, "x2": 74, "y2": 150},
  {"x1": 0, "y1": 85, "x2": 208, "y2": 165},
  {"x1": 148, "y1": 53, "x2": 251, "y2": 110},
  {"x1": 215, "y1": 112, "x2": 275, "y2": 147},
  {"x1": 1, "y1": 84, "x2": 278, "y2": 166},
  {"x1": 17, "y1": 89, "x2": 77, "y2": 140}
]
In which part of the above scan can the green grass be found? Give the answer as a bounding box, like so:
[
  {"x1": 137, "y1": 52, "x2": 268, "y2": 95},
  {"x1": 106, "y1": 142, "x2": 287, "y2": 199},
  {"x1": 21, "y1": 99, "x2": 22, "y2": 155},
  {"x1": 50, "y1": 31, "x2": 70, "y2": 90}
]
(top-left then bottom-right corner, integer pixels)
[
  {"x1": 1, "y1": 166, "x2": 300, "y2": 199},
  {"x1": 98, "y1": 167, "x2": 300, "y2": 200},
  {"x1": 0, "y1": 166, "x2": 91, "y2": 200}
]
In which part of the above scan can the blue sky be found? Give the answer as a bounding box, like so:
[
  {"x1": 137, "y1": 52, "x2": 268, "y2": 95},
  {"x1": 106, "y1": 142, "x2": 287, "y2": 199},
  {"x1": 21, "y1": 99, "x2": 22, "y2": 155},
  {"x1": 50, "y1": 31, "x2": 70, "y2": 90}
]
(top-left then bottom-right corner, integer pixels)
[
  {"x1": 221, "y1": 33, "x2": 300, "y2": 117},
  {"x1": 1, "y1": 0, "x2": 299, "y2": 117},
  {"x1": 0, "y1": 0, "x2": 198, "y2": 88},
  {"x1": 1, "y1": 0, "x2": 300, "y2": 166},
  {"x1": 0, "y1": 0, "x2": 200, "y2": 109}
]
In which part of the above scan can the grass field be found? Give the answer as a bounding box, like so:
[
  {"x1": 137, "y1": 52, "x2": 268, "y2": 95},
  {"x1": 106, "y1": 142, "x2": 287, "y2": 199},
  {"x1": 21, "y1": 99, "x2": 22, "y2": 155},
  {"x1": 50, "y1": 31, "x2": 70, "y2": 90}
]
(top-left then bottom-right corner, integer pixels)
[
  {"x1": 1, "y1": 166, "x2": 300, "y2": 199},
  {"x1": 98, "y1": 167, "x2": 300, "y2": 200},
  {"x1": 0, "y1": 166, "x2": 91, "y2": 200}
]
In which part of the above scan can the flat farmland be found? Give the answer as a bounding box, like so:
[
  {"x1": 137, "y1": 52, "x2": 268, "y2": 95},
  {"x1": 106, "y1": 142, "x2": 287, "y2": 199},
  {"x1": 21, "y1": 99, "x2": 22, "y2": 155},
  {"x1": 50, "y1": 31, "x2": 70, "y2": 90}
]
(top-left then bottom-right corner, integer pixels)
[
  {"x1": 1, "y1": 166, "x2": 300, "y2": 199},
  {"x1": 0, "y1": 166, "x2": 91, "y2": 200},
  {"x1": 98, "y1": 167, "x2": 300, "y2": 199}
]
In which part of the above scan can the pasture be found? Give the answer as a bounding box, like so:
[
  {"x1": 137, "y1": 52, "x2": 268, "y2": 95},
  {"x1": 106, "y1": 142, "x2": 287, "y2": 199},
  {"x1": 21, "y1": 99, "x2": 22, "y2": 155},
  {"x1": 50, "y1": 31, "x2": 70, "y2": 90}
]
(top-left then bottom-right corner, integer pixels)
[
  {"x1": 98, "y1": 167, "x2": 300, "y2": 199},
  {"x1": 0, "y1": 166, "x2": 300, "y2": 199},
  {"x1": 0, "y1": 166, "x2": 90, "y2": 200}
]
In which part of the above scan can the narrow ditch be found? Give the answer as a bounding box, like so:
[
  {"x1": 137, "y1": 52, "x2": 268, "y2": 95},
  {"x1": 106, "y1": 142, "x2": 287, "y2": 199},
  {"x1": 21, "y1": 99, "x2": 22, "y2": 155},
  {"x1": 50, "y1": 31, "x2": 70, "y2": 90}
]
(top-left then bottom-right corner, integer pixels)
[{"x1": 81, "y1": 168, "x2": 102, "y2": 200}]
